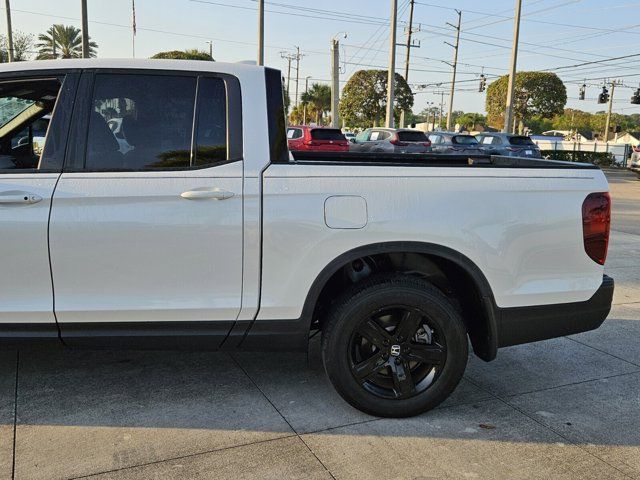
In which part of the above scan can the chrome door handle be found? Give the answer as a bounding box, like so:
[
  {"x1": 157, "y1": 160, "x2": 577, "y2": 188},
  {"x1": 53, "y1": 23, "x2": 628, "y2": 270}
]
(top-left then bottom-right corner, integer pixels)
[
  {"x1": 181, "y1": 189, "x2": 235, "y2": 200},
  {"x1": 0, "y1": 192, "x2": 43, "y2": 205}
]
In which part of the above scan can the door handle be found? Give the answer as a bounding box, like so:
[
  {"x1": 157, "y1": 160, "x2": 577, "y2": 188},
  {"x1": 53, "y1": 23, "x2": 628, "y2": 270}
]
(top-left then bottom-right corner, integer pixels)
[
  {"x1": 181, "y1": 188, "x2": 235, "y2": 200},
  {"x1": 0, "y1": 192, "x2": 43, "y2": 205}
]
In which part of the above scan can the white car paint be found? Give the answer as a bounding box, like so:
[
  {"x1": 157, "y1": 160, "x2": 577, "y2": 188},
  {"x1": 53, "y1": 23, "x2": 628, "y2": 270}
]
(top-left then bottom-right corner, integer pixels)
[
  {"x1": 0, "y1": 59, "x2": 610, "y2": 335},
  {"x1": 257, "y1": 164, "x2": 607, "y2": 321}
]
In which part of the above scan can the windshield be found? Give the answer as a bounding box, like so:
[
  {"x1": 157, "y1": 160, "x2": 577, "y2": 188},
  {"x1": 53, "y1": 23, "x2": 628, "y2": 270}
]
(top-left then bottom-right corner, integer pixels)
[
  {"x1": 0, "y1": 97, "x2": 36, "y2": 128},
  {"x1": 453, "y1": 135, "x2": 479, "y2": 145}
]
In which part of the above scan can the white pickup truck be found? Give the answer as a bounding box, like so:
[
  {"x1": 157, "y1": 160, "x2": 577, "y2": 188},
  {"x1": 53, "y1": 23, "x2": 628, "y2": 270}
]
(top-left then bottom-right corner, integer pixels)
[{"x1": 0, "y1": 60, "x2": 613, "y2": 417}]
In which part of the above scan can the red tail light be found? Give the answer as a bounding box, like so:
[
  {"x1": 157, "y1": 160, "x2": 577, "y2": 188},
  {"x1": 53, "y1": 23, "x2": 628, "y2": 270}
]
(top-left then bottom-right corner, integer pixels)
[
  {"x1": 390, "y1": 134, "x2": 407, "y2": 146},
  {"x1": 582, "y1": 192, "x2": 611, "y2": 265},
  {"x1": 423, "y1": 141, "x2": 432, "y2": 147}
]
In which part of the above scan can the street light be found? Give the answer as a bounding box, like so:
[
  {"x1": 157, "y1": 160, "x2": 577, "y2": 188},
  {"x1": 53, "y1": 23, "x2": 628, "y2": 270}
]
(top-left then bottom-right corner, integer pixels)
[{"x1": 205, "y1": 41, "x2": 213, "y2": 59}]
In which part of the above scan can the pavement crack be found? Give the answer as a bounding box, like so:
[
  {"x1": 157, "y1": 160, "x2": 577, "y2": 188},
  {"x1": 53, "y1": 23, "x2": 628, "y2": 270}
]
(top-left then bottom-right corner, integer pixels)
[
  {"x1": 228, "y1": 353, "x2": 337, "y2": 480},
  {"x1": 67, "y1": 434, "x2": 298, "y2": 480},
  {"x1": 11, "y1": 350, "x2": 19, "y2": 480},
  {"x1": 464, "y1": 376, "x2": 637, "y2": 479},
  {"x1": 565, "y1": 336, "x2": 640, "y2": 368}
]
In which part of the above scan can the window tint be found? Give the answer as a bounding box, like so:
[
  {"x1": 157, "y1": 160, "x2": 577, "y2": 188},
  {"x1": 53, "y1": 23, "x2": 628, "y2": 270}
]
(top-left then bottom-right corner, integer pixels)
[
  {"x1": 311, "y1": 129, "x2": 345, "y2": 141},
  {"x1": 194, "y1": 77, "x2": 228, "y2": 167},
  {"x1": 86, "y1": 74, "x2": 196, "y2": 171},
  {"x1": 452, "y1": 135, "x2": 479, "y2": 145},
  {"x1": 509, "y1": 136, "x2": 535, "y2": 146},
  {"x1": 397, "y1": 131, "x2": 428, "y2": 142},
  {"x1": 0, "y1": 79, "x2": 60, "y2": 171}
]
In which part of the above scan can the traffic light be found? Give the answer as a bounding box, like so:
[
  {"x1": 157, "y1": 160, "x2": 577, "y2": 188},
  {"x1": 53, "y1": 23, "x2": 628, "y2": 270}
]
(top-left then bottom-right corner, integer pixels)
[
  {"x1": 579, "y1": 84, "x2": 586, "y2": 100},
  {"x1": 478, "y1": 74, "x2": 486, "y2": 92},
  {"x1": 631, "y1": 88, "x2": 640, "y2": 105},
  {"x1": 597, "y1": 86, "x2": 609, "y2": 104}
]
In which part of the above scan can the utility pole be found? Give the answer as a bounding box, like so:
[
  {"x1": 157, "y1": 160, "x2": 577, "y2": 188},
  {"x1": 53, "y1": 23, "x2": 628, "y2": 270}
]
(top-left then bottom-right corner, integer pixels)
[
  {"x1": 503, "y1": 0, "x2": 522, "y2": 133},
  {"x1": 4, "y1": 0, "x2": 14, "y2": 62},
  {"x1": 385, "y1": 0, "x2": 398, "y2": 128},
  {"x1": 280, "y1": 50, "x2": 302, "y2": 107},
  {"x1": 330, "y1": 36, "x2": 342, "y2": 128},
  {"x1": 294, "y1": 46, "x2": 301, "y2": 108},
  {"x1": 399, "y1": 0, "x2": 420, "y2": 127},
  {"x1": 257, "y1": 0, "x2": 264, "y2": 65},
  {"x1": 445, "y1": 10, "x2": 462, "y2": 131},
  {"x1": 206, "y1": 41, "x2": 213, "y2": 59},
  {"x1": 303, "y1": 75, "x2": 311, "y2": 125},
  {"x1": 604, "y1": 81, "x2": 617, "y2": 142},
  {"x1": 81, "y1": 0, "x2": 90, "y2": 58}
]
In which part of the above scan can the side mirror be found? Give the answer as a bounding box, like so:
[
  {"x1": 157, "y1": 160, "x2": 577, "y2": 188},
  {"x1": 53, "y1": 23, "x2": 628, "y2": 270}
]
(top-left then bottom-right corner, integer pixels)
[{"x1": 349, "y1": 137, "x2": 356, "y2": 143}]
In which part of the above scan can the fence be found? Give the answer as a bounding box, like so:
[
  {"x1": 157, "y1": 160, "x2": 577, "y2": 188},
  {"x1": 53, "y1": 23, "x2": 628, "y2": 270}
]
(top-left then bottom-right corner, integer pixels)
[{"x1": 532, "y1": 139, "x2": 630, "y2": 167}]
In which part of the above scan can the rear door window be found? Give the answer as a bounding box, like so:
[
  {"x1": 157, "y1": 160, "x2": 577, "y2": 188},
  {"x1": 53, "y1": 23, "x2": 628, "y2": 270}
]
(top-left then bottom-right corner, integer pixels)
[
  {"x1": 397, "y1": 131, "x2": 428, "y2": 142},
  {"x1": 481, "y1": 136, "x2": 494, "y2": 145},
  {"x1": 193, "y1": 77, "x2": 228, "y2": 167},
  {"x1": 509, "y1": 136, "x2": 535, "y2": 146},
  {"x1": 310, "y1": 129, "x2": 345, "y2": 141},
  {"x1": 86, "y1": 74, "x2": 197, "y2": 171}
]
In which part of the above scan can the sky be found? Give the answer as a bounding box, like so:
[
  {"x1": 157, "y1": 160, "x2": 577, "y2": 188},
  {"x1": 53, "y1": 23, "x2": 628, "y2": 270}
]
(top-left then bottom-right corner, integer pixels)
[{"x1": 4, "y1": 0, "x2": 640, "y2": 117}]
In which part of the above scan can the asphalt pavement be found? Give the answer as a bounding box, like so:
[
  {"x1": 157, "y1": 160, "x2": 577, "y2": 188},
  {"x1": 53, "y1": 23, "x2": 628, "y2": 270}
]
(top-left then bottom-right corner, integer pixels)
[{"x1": 1, "y1": 169, "x2": 639, "y2": 480}]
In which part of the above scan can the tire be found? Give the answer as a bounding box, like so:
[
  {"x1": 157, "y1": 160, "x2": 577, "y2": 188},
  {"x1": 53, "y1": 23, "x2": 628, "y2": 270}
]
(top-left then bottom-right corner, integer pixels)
[{"x1": 321, "y1": 274, "x2": 468, "y2": 418}]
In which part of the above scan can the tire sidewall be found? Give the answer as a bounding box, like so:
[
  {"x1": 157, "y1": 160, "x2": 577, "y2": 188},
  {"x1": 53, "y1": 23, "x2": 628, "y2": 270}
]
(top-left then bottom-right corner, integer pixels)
[{"x1": 322, "y1": 278, "x2": 468, "y2": 417}]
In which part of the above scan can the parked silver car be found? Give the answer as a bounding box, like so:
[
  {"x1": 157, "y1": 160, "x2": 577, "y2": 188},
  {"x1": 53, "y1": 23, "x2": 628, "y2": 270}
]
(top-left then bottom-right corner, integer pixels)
[
  {"x1": 427, "y1": 132, "x2": 484, "y2": 155},
  {"x1": 349, "y1": 128, "x2": 432, "y2": 154},
  {"x1": 475, "y1": 132, "x2": 542, "y2": 158}
]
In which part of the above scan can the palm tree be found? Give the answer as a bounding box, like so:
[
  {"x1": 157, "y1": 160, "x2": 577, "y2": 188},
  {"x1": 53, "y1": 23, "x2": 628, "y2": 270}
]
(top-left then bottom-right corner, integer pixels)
[
  {"x1": 301, "y1": 83, "x2": 331, "y2": 125},
  {"x1": 36, "y1": 24, "x2": 98, "y2": 59}
]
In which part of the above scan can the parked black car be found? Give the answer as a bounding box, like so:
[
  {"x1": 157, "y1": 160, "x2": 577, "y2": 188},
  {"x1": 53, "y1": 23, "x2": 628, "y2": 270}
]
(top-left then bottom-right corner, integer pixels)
[
  {"x1": 426, "y1": 132, "x2": 483, "y2": 155},
  {"x1": 475, "y1": 133, "x2": 542, "y2": 158}
]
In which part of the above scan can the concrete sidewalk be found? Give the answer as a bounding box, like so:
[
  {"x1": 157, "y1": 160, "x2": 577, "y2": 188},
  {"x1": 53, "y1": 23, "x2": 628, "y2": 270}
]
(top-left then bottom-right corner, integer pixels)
[{"x1": 2, "y1": 170, "x2": 639, "y2": 480}]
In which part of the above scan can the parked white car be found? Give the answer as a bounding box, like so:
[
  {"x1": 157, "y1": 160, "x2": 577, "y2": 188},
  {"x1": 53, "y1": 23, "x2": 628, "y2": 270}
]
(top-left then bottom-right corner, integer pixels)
[{"x1": 0, "y1": 59, "x2": 614, "y2": 417}]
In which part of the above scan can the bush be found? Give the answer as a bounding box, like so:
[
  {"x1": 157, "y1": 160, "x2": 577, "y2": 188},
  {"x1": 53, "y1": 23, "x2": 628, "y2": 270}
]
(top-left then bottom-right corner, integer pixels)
[{"x1": 540, "y1": 150, "x2": 615, "y2": 167}]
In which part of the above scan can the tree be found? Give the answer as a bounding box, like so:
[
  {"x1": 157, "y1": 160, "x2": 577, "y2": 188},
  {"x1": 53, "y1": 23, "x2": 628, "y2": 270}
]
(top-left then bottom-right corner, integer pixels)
[
  {"x1": 300, "y1": 83, "x2": 331, "y2": 125},
  {"x1": 36, "y1": 24, "x2": 98, "y2": 59},
  {"x1": 0, "y1": 31, "x2": 35, "y2": 61},
  {"x1": 151, "y1": 49, "x2": 214, "y2": 61},
  {"x1": 485, "y1": 71, "x2": 566, "y2": 132},
  {"x1": 339, "y1": 70, "x2": 413, "y2": 128},
  {"x1": 454, "y1": 112, "x2": 486, "y2": 131}
]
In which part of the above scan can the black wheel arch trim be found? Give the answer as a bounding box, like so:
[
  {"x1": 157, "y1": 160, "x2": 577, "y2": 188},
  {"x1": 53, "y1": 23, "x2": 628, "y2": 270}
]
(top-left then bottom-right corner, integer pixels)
[{"x1": 297, "y1": 241, "x2": 500, "y2": 361}]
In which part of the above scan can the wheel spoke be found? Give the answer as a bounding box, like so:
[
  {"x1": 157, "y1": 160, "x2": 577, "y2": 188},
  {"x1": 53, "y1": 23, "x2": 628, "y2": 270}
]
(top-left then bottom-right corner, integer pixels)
[
  {"x1": 394, "y1": 309, "x2": 423, "y2": 342},
  {"x1": 357, "y1": 319, "x2": 392, "y2": 348},
  {"x1": 389, "y1": 359, "x2": 414, "y2": 398},
  {"x1": 407, "y1": 343, "x2": 446, "y2": 365},
  {"x1": 352, "y1": 352, "x2": 387, "y2": 381}
]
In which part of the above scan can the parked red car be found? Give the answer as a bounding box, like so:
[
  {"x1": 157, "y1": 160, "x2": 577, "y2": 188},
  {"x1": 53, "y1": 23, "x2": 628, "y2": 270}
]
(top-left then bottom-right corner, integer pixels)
[{"x1": 287, "y1": 125, "x2": 349, "y2": 152}]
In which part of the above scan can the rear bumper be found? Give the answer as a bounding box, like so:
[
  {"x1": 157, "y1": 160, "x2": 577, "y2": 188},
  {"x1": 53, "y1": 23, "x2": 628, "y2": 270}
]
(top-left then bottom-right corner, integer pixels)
[{"x1": 498, "y1": 275, "x2": 614, "y2": 347}]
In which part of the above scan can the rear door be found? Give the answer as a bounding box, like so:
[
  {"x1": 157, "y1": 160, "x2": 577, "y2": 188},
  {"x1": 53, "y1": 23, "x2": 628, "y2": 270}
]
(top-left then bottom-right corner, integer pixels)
[
  {"x1": 0, "y1": 73, "x2": 77, "y2": 329},
  {"x1": 508, "y1": 136, "x2": 540, "y2": 157},
  {"x1": 49, "y1": 71, "x2": 243, "y2": 345},
  {"x1": 309, "y1": 128, "x2": 347, "y2": 151}
]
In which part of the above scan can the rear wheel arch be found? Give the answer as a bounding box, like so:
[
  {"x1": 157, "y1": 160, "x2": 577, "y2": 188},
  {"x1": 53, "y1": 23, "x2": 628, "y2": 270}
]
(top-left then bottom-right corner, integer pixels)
[{"x1": 302, "y1": 242, "x2": 499, "y2": 361}]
